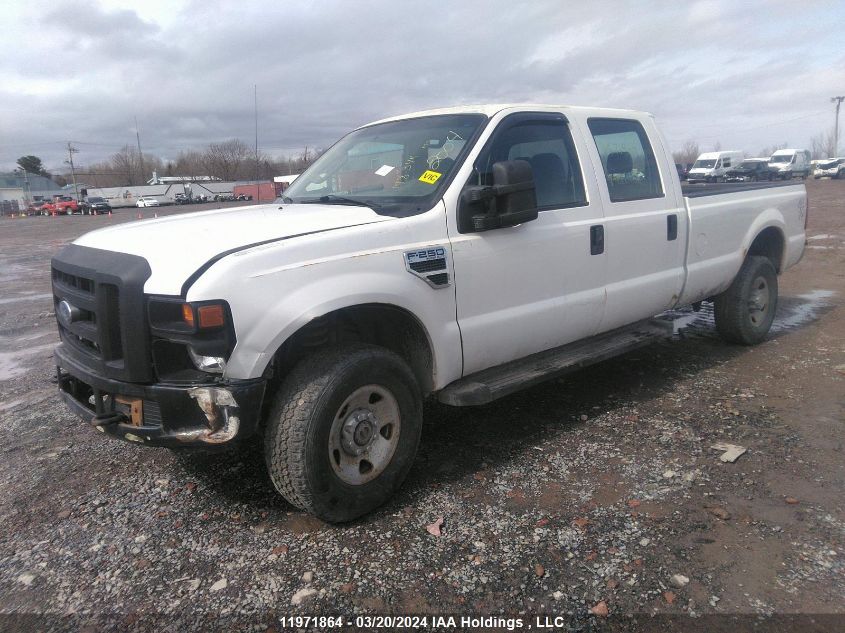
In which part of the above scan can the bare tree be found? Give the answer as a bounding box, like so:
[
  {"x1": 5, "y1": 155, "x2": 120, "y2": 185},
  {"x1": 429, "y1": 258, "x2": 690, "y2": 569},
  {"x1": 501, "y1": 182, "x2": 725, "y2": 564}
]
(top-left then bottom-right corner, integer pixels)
[
  {"x1": 173, "y1": 150, "x2": 206, "y2": 178},
  {"x1": 203, "y1": 139, "x2": 250, "y2": 180},
  {"x1": 759, "y1": 142, "x2": 788, "y2": 159},
  {"x1": 104, "y1": 145, "x2": 162, "y2": 185},
  {"x1": 672, "y1": 140, "x2": 700, "y2": 166},
  {"x1": 109, "y1": 145, "x2": 137, "y2": 184},
  {"x1": 809, "y1": 131, "x2": 837, "y2": 160}
]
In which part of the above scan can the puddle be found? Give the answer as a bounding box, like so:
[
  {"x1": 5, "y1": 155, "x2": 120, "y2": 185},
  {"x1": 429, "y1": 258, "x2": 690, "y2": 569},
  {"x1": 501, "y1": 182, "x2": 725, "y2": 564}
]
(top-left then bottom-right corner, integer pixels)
[
  {"x1": 773, "y1": 290, "x2": 837, "y2": 333},
  {"x1": 660, "y1": 290, "x2": 837, "y2": 339},
  {"x1": 0, "y1": 343, "x2": 55, "y2": 381},
  {"x1": 0, "y1": 293, "x2": 53, "y2": 306},
  {"x1": 0, "y1": 330, "x2": 55, "y2": 345},
  {"x1": 0, "y1": 397, "x2": 27, "y2": 413}
]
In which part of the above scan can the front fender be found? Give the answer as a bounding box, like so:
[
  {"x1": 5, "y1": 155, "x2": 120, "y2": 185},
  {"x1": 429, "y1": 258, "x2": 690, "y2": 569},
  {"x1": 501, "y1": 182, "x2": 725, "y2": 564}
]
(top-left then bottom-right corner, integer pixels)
[{"x1": 222, "y1": 265, "x2": 462, "y2": 389}]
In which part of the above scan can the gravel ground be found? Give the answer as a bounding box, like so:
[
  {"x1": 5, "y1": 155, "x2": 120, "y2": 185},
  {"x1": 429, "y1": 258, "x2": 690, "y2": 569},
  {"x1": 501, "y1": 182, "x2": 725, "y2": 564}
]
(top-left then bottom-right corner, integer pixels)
[{"x1": 0, "y1": 183, "x2": 843, "y2": 632}]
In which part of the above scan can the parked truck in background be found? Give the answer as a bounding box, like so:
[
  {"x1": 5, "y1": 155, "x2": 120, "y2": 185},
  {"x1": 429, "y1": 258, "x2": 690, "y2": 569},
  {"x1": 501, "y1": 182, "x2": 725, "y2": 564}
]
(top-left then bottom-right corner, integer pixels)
[
  {"x1": 51, "y1": 104, "x2": 807, "y2": 521},
  {"x1": 813, "y1": 157, "x2": 844, "y2": 179},
  {"x1": 43, "y1": 196, "x2": 80, "y2": 215}
]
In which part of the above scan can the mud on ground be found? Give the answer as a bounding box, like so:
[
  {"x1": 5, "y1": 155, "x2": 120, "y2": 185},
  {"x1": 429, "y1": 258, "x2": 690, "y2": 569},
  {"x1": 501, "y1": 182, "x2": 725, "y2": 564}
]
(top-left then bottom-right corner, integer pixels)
[{"x1": 0, "y1": 184, "x2": 842, "y2": 631}]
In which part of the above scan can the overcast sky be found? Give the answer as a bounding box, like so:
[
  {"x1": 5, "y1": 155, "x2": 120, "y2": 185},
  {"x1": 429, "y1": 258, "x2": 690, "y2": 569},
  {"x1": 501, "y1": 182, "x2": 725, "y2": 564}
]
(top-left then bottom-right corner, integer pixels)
[{"x1": 2, "y1": 0, "x2": 843, "y2": 173}]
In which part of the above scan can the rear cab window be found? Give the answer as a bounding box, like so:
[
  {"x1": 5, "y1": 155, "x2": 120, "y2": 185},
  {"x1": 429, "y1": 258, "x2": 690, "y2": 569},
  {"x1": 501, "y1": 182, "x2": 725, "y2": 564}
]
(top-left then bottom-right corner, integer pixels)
[{"x1": 587, "y1": 118, "x2": 664, "y2": 202}]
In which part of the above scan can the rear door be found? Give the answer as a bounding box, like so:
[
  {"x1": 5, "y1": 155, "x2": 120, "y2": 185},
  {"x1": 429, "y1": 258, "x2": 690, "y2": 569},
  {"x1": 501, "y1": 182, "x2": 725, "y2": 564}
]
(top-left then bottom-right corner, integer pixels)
[
  {"x1": 450, "y1": 112, "x2": 607, "y2": 375},
  {"x1": 580, "y1": 117, "x2": 687, "y2": 331}
]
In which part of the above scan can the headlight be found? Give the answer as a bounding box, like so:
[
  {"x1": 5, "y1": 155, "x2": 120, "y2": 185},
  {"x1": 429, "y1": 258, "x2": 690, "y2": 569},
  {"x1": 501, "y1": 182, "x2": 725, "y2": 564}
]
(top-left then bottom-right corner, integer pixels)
[
  {"x1": 147, "y1": 297, "x2": 236, "y2": 379},
  {"x1": 187, "y1": 348, "x2": 227, "y2": 374}
]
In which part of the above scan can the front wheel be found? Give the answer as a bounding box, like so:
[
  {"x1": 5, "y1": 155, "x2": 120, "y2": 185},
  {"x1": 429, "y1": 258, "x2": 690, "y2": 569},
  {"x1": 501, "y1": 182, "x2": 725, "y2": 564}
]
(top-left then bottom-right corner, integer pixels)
[
  {"x1": 264, "y1": 343, "x2": 423, "y2": 522},
  {"x1": 714, "y1": 255, "x2": 778, "y2": 345}
]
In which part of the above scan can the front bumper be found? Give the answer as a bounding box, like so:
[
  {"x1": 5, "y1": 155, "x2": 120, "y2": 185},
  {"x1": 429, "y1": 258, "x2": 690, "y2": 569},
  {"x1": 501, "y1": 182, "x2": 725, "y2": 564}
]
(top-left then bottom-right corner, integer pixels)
[{"x1": 56, "y1": 344, "x2": 266, "y2": 448}]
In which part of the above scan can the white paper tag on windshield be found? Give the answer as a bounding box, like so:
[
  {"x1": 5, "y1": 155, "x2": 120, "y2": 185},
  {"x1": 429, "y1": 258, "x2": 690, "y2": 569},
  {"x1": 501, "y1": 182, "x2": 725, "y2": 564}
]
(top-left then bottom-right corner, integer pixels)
[{"x1": 375, "y1": 165, "x2": 394, "y2": 177}]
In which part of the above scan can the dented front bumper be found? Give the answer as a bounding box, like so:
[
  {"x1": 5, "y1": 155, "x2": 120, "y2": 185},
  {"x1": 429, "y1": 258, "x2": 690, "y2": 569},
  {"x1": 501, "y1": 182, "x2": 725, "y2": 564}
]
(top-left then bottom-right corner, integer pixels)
[{"x1": 55, "y1": 344, "x2": 265, "y2": 448}]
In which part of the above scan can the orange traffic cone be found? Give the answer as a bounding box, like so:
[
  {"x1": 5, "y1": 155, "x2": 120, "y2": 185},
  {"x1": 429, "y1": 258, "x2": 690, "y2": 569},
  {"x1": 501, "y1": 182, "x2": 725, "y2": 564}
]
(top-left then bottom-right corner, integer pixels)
[
  {"x1": 137, "y1": 211, "x2": 143, "y2": 219},
  {"x1": 108, "y1": 210, "x2": 112, "y2": 217},
  {"x1": 154, "y1": 211, "x2": 158, "y2": 218}
]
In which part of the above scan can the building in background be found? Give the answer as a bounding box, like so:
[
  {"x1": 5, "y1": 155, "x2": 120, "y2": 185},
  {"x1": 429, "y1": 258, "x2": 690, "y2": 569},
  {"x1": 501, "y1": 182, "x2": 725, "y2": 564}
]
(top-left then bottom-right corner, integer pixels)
[{"x1": 0, "y1": 172, "x2": 65, "y2": 215}]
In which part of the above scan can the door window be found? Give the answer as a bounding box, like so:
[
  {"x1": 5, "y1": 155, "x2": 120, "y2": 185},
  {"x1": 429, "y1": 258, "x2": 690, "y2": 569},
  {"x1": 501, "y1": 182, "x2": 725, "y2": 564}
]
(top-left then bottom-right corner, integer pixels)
[
  {"x1": 587, "y1": 118, "x2": 664, "y2": 202},
  {"x1": 473, "y1": 115, "x2": 587, "y2": 210}
]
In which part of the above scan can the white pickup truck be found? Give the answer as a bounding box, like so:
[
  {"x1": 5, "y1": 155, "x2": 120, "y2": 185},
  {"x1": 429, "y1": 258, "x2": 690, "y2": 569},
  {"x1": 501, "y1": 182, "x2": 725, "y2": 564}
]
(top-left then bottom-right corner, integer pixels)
[{"x1": 52, "y1": 104, "x2": 807, "y2": 521}]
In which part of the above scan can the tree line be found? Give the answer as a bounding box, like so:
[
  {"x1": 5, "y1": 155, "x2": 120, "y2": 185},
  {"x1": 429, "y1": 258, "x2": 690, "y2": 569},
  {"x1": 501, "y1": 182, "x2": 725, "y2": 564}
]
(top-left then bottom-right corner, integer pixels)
[
  {"x1": 16, "y1": 141, "x2": 322, "y2": 189},
  {"x1": 671, "y1": 129, "x2": 838, "y2": 167}
]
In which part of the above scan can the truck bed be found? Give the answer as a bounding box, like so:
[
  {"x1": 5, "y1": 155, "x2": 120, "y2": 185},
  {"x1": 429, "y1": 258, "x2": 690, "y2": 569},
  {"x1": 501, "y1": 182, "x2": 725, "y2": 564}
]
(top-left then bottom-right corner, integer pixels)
[{"x1": 678, "y1": 180, "x2": 806, "y2": 307}]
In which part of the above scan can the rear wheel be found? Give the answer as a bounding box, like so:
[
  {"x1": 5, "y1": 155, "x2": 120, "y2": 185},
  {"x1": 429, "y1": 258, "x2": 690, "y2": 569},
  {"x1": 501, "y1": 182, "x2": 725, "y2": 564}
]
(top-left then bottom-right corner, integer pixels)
[
  {"x1": 714, "y1": 256, "x2": 778, "y2": 345},
  {"x1": 263, "y1": 343, "x2": 423, "y2": 522}
]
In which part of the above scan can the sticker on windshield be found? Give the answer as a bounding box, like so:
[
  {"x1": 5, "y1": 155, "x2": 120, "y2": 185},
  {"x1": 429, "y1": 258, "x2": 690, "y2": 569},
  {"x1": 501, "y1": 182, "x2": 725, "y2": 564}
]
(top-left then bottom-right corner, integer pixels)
[
  {"x1": 375, "y1": 164, "x2": 394, "y2": 177},
  {"x1": 419, "y1": 170, "x2": 442, "y2": 184}
]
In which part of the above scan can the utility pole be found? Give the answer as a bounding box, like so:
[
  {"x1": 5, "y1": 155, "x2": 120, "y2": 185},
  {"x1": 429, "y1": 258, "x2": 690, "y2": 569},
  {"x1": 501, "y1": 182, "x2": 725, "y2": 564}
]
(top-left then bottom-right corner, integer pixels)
[
  {"x1": 135, "y1": 116, "x2": 146, "y2": 185},
  {"x1": 254, "y1": 84, "x2": 259, "y2": 199},
  {"x1": 14, "y1": 169, "x2": 32, "y2": 206},
  {"x1": 66, "y1": 142, "x2": 80, "y2": 202},
  {"x1": 832, "y1": 96, "x2": 844, "y2": 157}
]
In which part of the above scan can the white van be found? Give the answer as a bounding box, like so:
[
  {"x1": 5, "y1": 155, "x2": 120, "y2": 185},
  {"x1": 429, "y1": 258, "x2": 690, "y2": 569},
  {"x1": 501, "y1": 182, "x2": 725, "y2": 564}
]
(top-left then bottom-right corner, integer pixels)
[
  {"x1": 768, "y1": 149, "x2": 811, "y2": 180},
  {"x1": 687, "y1": 151, "x2": 744, "y2": 183}
]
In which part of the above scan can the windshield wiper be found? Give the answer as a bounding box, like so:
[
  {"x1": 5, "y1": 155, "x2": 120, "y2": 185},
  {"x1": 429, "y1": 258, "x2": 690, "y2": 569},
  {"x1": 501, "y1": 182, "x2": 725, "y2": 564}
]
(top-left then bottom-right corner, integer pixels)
[{"x1": 301, "y1": 195, "x2": 383, "y2": 211}]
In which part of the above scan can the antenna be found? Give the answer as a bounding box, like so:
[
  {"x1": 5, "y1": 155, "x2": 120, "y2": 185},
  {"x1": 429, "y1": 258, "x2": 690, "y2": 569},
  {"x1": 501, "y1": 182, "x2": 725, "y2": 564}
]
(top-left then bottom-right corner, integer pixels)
[{"x1": 135, "y1": 116, "x2": 146, "y2": 184}]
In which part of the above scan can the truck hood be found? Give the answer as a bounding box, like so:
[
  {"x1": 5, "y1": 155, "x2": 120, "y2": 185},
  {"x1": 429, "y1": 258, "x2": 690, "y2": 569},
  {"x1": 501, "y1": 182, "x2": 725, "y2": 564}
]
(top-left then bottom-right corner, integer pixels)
[{"x1": 74, "y1": 202, "x2": 393, "y2": 295}]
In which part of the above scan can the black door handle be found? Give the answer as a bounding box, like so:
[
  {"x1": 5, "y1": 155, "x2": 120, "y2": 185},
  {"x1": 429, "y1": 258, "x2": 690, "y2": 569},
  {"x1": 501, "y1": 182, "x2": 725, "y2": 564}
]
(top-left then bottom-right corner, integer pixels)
[
  {"x1": 590, "y1": 225, "x2": 604, "y2": 255},
  {"x1": 667, "y1": 214, "x2": 678, "y2": 241}
]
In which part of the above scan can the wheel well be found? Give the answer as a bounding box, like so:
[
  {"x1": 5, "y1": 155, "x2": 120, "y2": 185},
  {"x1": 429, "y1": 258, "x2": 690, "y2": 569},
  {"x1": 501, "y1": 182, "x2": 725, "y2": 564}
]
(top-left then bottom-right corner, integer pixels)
[
  {"x1": 747, "y1": 227, "x2": 784, "y2": 273},
  {"x1": 270, "y1": 304, "x2": 435, "y2": 395}
]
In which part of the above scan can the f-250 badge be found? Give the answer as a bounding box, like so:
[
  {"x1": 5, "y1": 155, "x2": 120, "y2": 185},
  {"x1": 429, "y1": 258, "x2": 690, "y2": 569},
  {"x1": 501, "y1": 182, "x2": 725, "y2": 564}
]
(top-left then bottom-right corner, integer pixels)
[{"x1": 404, "y1": 247, "x2": 450, "y2": 288}]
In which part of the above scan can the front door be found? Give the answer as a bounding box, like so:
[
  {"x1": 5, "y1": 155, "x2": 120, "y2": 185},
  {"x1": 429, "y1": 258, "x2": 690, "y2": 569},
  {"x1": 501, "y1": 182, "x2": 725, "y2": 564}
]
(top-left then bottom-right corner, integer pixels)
[{"x1": 449, "y1": 112, "x2": 607, "y2": 376}]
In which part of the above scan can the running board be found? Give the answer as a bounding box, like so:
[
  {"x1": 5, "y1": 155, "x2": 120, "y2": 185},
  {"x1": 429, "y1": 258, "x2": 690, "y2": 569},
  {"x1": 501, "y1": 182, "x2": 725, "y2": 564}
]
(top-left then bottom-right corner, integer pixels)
[{"x1": 437, "y1": 319, "x2": 673, "y2": 406}]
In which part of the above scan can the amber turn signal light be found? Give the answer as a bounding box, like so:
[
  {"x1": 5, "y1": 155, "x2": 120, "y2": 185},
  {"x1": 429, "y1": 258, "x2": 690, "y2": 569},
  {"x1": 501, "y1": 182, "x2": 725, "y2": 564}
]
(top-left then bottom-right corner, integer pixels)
[
  {"x1": 197, "y1": 304, "x2": 226, "y2": 329},
  {"x1": 181, "y1": 303, "x2": 195, "y2": 327}
]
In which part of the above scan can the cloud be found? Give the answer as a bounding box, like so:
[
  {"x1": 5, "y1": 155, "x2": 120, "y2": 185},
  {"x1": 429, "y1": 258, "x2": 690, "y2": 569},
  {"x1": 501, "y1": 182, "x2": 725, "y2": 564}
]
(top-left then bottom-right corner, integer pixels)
[{"x1": 1, "y1": 0, "x2": 843, "y2": 171}]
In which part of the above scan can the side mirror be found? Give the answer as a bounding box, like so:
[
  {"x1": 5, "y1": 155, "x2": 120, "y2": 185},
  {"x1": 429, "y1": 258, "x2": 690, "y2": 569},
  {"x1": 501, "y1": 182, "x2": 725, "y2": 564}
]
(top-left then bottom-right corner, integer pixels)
[{"x1": 458, "y1": 159, "x2": 539, "y2": 233}]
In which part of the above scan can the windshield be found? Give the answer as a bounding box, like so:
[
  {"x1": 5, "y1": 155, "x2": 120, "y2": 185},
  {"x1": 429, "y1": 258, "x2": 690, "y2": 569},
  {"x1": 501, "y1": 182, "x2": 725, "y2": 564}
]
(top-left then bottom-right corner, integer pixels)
[
  {"x1": 692, "y1": 159, "x2": 716, "y2": 169},
  {"x1": 88, "y1": 197, "x2": 104, "y2": 203},
  {"x1": 819, "y1": 159, "x2": 843, "y2": 168},
  {"x1": 770, "y1": 154, "x2": 792, "y2": 163},
  {"x1": 282, "y1": 114, "x2": 487, "y2": 216}
]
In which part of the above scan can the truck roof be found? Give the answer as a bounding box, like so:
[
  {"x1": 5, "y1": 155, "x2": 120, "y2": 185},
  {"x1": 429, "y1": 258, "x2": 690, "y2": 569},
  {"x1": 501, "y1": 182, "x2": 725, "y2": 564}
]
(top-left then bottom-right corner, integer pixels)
[{"x1": 365, "y1": 103, "x2": 653, "y2": 127}]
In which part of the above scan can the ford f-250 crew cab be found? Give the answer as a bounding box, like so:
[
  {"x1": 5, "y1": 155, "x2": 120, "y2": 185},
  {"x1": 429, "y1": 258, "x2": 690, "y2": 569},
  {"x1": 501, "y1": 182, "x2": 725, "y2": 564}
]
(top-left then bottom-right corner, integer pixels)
[{"x1": 52, "y1": 104, "x2": 807, "y2": 522}]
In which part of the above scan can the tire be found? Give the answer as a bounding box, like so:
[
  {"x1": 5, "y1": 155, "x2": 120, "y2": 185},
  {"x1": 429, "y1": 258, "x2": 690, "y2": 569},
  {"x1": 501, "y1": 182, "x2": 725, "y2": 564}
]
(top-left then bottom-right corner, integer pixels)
[
  {"x1": 264, "y1": 343, "x2": 423, "y2": 522},
  {"x1": 714, "y1": 255, "x2": 778, "y2": 345}
]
